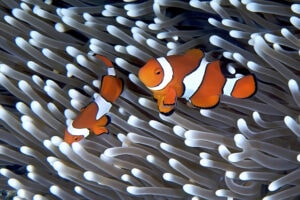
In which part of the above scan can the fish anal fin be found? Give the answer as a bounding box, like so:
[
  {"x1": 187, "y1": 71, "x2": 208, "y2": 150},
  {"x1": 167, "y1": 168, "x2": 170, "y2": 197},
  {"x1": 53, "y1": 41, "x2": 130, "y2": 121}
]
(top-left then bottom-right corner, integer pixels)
[
  {"x1": 100, "y1": 75, "x2": 123, "y2": 102},
  {"x1": 190, "y1": 95, "x2": 220, "y2": 108}
]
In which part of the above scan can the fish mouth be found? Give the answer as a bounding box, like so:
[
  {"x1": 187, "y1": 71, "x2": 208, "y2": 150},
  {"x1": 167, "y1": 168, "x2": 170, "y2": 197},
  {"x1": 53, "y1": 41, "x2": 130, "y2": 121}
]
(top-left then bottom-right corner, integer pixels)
[{"x1": 64, "y1": 130, "x2": 84, "y2": 144}]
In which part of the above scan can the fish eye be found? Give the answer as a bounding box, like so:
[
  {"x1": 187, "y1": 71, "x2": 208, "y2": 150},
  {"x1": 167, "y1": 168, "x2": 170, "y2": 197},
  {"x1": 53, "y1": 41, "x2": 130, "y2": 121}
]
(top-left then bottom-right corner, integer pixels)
[
  {"x1": 74, "y1": 137, "x2": 78, "y2": 141},
  {"x1": 155, "y1": 69, "x2": 162, "y2": 75}
]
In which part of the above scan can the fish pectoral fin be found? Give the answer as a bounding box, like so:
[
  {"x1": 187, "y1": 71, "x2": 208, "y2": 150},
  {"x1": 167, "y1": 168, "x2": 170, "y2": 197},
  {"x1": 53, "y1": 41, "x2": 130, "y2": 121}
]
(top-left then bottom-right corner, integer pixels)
[
  {"x1": 163, "y1": 88, "x2": 177, "y2": 105},
  {"x1": 100, "y1": 75, "x2": 123, "y2": 102},
  {"x1": 190, "y1": 95, "x2": 220, "y2": 108},
  {"x1": 92, "y1": 115, "x2": 110, "y2": 135},
  {"x1": 92, "y1": 126, "x2": 109, "y2": 135}
]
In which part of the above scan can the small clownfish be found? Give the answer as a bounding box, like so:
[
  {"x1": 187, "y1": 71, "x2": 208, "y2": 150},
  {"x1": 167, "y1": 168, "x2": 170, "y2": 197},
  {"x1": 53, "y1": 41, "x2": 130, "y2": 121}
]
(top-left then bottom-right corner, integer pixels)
[
  {"x1": 64, "y1": 55, "x2": 123, "y2": 144},
  {"x1": 138, "y1": 49, "x2": 256, "y2": 114}
]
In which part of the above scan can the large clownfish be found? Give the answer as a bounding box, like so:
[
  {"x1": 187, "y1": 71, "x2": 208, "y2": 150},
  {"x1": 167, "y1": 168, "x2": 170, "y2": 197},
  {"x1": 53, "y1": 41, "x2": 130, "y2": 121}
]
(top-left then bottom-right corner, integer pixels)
[
  {"x1": 64, "y1": 55, "x2": 123, "y2": 144},
  {"x1": 138, "y1": 49, "x2": 256, "y2": 114}
]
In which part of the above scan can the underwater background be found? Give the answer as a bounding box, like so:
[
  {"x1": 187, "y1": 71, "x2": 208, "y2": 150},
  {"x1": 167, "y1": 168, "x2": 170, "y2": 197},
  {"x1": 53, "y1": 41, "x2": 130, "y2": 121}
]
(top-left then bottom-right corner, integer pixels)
[{"x1": 0, "y1": 0, "x2": 299, "y2": 199}]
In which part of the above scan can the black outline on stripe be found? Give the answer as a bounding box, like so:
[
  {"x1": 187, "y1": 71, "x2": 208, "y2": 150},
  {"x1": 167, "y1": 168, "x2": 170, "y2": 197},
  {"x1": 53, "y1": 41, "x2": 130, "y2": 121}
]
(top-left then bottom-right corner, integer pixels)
[
  {"x1": 190, "y1": 60, "x2": 223, "y2": 109},
  {"x1": 225, "y1": 74, "x2": 257, "y2": 98},
  {"x1": 159, "y1": 107, "x2": 175, "y2": 116},
  {"x1": 181, "y1": 56, "x2": 205, "y2": 98},
  {"x1": 189, "y1": 60, "x2": 216, "y2": 103},
  {"x1": 152, "y1": 58, "x2": 165, "y2": 88},
  {"x1": 222, "y1": 77, "x2": 236, "y2": 97}
]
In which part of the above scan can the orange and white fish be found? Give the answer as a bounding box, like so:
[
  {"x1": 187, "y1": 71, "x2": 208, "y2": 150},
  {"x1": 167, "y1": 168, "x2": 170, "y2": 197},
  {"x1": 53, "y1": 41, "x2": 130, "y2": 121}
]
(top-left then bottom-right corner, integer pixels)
[
  {"x1": 138, "y1": 49, "x2": 256, "y2": 114},
  {"x1": 64, "y1": 55, "x2": 123, "y2": 144}
]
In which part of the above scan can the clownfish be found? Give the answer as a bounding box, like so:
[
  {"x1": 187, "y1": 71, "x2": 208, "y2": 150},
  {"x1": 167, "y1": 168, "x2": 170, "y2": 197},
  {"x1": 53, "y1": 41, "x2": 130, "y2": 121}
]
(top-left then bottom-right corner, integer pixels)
[
  {"x1": 138, "y1": 49, "x2": 256, "y2": 114},
  {"x1": 64, "y1": 55, "x2": 123, "y2": 144}
]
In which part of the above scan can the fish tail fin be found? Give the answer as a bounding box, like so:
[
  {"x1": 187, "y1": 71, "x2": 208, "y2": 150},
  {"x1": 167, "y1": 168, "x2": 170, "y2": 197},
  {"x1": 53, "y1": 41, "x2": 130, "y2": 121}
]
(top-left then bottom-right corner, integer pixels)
[
  {"x1": 91, "y1": 115, "x2": 109, "y2": 135},
  {"x1": 100, "y1": 75, "x2": 123, "y2": 102},
  {"x1": 224, "y1": 75, "x2": 256, "y2": 98}
]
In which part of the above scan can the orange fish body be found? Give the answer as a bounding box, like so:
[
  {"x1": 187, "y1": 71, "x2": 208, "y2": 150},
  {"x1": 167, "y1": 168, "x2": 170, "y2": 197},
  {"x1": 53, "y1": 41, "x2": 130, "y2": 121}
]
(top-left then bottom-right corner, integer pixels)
[
  {"x1": 64, "y1": 94, "x2": 111, "y2": 144},
  {"x1": 138, "y1": 49, "x2": 256, "y2": 114},
  {"x1": 64, "y1": 55, "x2": 123, "y2": 144}
]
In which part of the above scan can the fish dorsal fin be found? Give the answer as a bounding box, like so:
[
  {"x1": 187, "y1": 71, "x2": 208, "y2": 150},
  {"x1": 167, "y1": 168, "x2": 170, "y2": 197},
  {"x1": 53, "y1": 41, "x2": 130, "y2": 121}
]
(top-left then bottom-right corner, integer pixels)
[{"x1": 184, "y1": 49, "x2": 204, "y2": 60}]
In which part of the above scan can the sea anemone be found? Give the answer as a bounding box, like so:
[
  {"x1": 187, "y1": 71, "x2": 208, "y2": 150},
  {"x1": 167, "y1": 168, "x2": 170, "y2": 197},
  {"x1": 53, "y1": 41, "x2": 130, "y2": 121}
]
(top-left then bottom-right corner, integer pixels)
[{"x1": 0, "y1": 0, "x2": 299, "y2": 199}]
